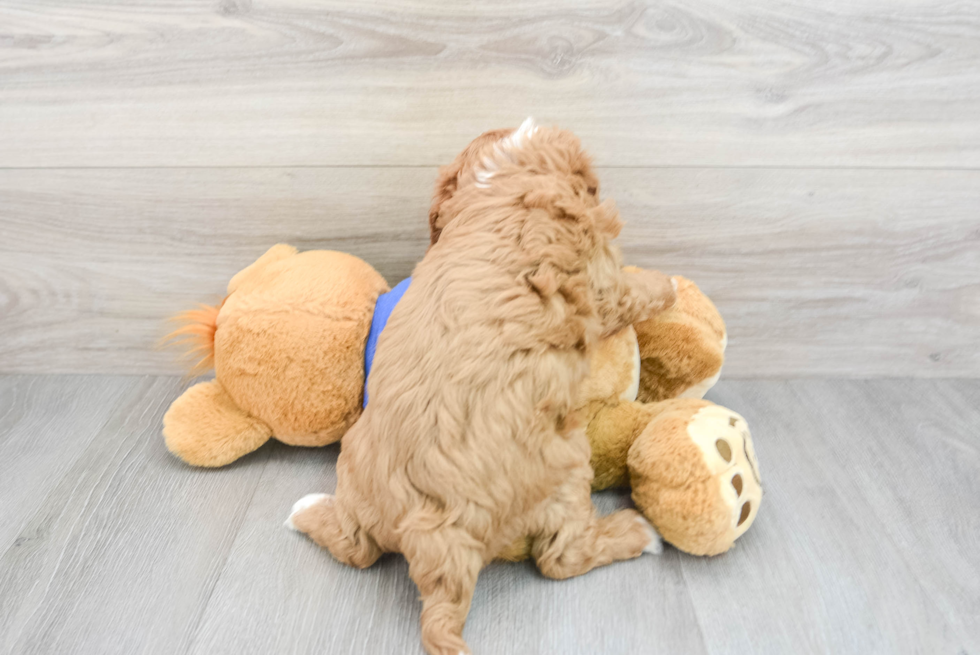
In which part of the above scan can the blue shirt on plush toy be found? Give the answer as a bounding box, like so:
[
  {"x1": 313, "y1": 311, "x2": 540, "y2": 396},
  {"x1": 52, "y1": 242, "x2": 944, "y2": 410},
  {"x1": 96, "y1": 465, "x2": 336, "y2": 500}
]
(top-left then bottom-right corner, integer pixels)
[{"x1": 362, "y1": 277, "x2": 411, "y2": 407}]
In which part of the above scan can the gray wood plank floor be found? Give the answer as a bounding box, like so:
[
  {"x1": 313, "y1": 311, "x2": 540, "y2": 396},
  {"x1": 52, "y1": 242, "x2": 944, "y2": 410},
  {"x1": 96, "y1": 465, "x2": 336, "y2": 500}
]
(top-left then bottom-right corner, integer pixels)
[{"x1": 0, "y1": 376, "x2": 976, "y2": 655}]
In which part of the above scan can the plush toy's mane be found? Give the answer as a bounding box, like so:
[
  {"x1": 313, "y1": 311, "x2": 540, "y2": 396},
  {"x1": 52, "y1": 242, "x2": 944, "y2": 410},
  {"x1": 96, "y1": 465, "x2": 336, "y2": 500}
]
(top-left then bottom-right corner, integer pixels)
[{"x1": 163, "y1": 299, "x2": 224, "y2": 376}]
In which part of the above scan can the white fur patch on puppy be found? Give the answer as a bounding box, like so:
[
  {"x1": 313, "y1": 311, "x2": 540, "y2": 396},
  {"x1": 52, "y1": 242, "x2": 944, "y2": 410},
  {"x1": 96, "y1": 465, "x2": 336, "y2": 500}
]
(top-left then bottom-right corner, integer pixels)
[
  {"x1": 504, "y1": 116, "x2": 538, "y2": 150},
  {"x1": 636, "y1": 515, "x2": 664, "y2": 555},
  {"x1": 474, "y1": 117, "x2": 539, "y2": 188},
  {"x1": 284, "y1": 493, "x2": 332, "y2": 531}
]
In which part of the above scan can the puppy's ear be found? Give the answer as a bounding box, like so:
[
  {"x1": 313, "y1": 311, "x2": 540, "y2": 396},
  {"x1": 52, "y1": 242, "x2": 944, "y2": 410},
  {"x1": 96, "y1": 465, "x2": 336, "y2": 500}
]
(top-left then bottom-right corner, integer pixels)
[
  {"x1": 523, "y1": 187, "x2": 591, "y2": 224},
  {"x1": 593, "y1": 200, "x2": 623, "y2": 238},
  {"x1": 524, "y1": 263, "x2": 593, "y2": 350},
  {"x1": 526, "y1": 264, "x2": 562, "y2": 297},
  {"x1": 429, "y1": 162, "x2": 460, "y2": 247},
  {"x1": 429, "y1": 126, "x2": 517, "y2": 247}
]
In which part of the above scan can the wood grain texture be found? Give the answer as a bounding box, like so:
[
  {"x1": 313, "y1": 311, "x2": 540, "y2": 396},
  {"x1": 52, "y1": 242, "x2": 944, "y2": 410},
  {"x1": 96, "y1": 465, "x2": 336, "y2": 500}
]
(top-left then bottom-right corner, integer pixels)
[
  {"x1": 0, "y1": 0, "x2": 979, "y2": 168},
  {"x1": 187, "y1": 448, "x2": 707, "y2": 655},
  {"x1": 692, "y1": 379, "x2": 980, "y2": 655},
  {"x1": 803, "y1": 379, "x2": 980, "y2": 648},
  {"x1": 1, "y1": 167, "x2": 977, "y2": 376},
  {"x1": 0, "y1": 376, "x2": 270, "y2": 655},
  {"x1": 0, "y1": 376, "x2": 977, "y2": 654},
  {"x1": 0, "y1": 375, "x2": 135, "y2": 553}
]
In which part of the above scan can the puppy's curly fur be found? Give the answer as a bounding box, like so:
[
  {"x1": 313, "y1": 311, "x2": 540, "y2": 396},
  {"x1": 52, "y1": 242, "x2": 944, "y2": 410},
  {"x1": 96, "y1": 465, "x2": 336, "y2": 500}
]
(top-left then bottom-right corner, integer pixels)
[{"x1": 289, "y1": 121, "x2": 676, "y2": 655}]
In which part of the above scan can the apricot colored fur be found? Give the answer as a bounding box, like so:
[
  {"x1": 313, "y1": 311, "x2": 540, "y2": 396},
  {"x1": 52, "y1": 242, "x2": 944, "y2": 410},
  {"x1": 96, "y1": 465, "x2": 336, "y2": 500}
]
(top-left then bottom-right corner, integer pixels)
[
  {"x1": 290, "y1": 124, "x2": 675, "y2": 655},
  {"x1": 428, "y1": 127, "x2": 512, "y2": 246}
]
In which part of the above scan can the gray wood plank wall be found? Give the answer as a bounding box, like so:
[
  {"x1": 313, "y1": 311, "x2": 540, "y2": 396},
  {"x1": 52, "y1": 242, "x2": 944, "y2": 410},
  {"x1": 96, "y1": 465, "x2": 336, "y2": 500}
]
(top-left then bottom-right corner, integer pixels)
[{"x1": 1, "y1": 0, "x2": 978, "y2": 376}]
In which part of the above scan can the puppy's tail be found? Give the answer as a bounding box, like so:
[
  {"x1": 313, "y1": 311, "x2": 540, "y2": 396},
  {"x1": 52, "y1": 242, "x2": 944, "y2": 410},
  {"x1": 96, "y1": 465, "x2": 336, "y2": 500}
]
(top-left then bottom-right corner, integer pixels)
[{"x1": 161, "y1": 298, "x2": 225, "y2": 376}]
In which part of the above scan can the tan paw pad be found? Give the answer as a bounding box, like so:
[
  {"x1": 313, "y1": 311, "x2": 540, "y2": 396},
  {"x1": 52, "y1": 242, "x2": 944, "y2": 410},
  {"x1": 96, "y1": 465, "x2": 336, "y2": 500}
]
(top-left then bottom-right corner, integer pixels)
[{"x1": 687, "y1": 406, "x2": 762, "y2": 539}]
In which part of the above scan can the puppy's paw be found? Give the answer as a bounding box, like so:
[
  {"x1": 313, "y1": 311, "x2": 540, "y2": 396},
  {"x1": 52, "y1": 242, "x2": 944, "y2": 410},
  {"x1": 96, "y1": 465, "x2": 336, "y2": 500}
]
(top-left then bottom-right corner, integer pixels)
[
  {"x1": 625, "y1": 267, "x2": 677, "y2": 320},
  {"x1": 285, "y1": 493, "x2": 332, "y2": 531},
  {"x1": 635, "y1": 515, "x2": 664, "y2": 555}
]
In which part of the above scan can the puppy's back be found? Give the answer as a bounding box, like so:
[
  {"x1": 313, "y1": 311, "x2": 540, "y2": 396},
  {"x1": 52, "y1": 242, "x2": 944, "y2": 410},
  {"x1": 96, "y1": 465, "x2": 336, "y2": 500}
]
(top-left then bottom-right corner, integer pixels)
[{"x1": 346, "y1": 125, "x2": 630, "y2": 548}]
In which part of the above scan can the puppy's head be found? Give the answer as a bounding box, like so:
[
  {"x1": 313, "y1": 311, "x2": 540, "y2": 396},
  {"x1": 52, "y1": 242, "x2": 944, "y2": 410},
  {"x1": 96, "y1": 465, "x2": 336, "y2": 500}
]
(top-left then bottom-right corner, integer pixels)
[
  {"x1": 429, "y1": 120, "x2": 631, "y2": 350},
  {"x1": 428, "y1": 119, "x2": 613, "y2": 247}
]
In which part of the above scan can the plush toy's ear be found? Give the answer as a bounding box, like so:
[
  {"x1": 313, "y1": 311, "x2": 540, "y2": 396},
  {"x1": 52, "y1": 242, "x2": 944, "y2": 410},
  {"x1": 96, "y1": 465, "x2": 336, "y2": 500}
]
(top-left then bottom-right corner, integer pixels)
[{"x1": 227, "y1": 243, "x2": 297, "y2": 295}]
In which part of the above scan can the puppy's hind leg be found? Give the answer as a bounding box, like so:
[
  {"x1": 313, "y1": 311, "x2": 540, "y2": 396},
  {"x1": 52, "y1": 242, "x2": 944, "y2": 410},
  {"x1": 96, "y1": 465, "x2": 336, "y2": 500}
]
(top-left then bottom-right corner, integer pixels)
[
  {"x1": 286, "y1": 493, "x2": 381, "y2": 569},
  {"x1": 401, "y1": 527, "x2": 484, "y2": 655},
  {"x1": 531, "y1": 464, "x2": 658, "y2": 580}
]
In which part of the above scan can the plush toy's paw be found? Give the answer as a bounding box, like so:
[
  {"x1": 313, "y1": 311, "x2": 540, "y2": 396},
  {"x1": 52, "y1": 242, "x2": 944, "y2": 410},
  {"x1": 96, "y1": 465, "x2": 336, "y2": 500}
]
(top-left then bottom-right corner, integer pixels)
[
  {"x1": 635, "y1": 515, "x2": 664, "y2": 555},
  {"x1": 628, "y1": 399, "x2": 762, "y2": 556},
  {"x1": 163, "y1": 380, "x2": 273, "y2": 467},
  {"x1": 633, "y1": 276, "x2": 727, "y2": 403},
  {"x1": 285, "y1": 493, "x2": 333, "y2": 531},
  {"x1": 687, "y1": 405, "x2": 762, "y2": 538},
  {"x1": 625, "y1": 267, "x2": 678, "y2": 320}
]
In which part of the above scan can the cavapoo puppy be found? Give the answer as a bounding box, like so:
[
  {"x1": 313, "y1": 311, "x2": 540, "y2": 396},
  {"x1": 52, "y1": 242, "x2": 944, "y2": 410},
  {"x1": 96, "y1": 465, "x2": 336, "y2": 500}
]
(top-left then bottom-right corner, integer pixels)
[{"x1": 287, "y1": 119, "x2": 676, "y2": 655}]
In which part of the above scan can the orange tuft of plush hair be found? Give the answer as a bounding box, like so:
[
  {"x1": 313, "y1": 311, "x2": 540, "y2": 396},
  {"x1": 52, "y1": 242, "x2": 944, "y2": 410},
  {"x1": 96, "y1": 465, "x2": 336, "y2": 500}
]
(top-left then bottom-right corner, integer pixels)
[{"x1": 163, "y1": 299, "x2": 225, "y2": 376}]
